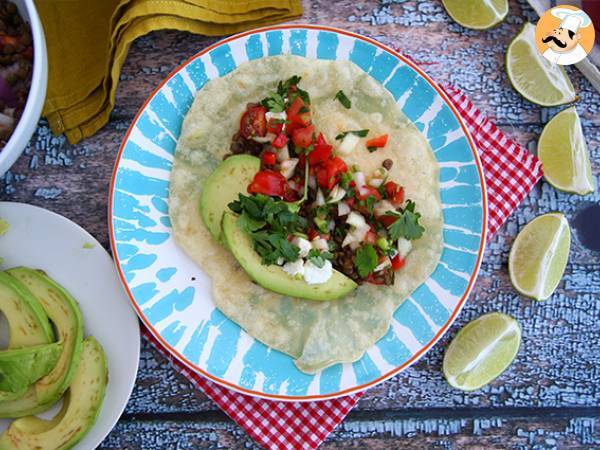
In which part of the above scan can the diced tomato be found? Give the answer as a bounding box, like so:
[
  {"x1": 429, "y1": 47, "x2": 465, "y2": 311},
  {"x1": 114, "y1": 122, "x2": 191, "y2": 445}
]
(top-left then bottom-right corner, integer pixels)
[
  {"x1": 365, "y1": 230, "x2": 377, "y2": 245},
  {"x1": 391, "y1": 254, "x2": 406, "y2": 271},
  {"x1": 240, "y1": 106, "x2": 267, "y2": 139},
  {"x1": 392, "y1": 186, "x2": 404, "y2": 206},
  {"x1": 379, "y1": 215, "x2": 398, "y2": 227},
  {"x1": 315, "y1": 157, "x2": 348, "y2": 190},
  {"x1": 384, "y1": 181, "x2": 404, "y2": 205},
  {"x1": 247, "y1": 170, "x2": 287, "y2": 197},
  {"x1": 308, "y1": 142, "x2": 333, "y2": 165},
  {"x1": 346, "y1": 198, "x2": 356, "y2": 208},
  {"x1": 349, "y1": 180, "x2": 356, "y2": 187},
  {"x1": 316, "y1": 133, "x2": 327, "y2": 146},
  {"x1": 366, "y1": 134, "x2": 388, "y2": 149},
  {"x1": 292, "y1": 125, "x2": 315, "y2": 148},
  {"x1": 307, "y1": 229, "x2": 320, "y2": 241},
  {"x1": 286, "y1": 96, "x2": 311, "y2": 134},
  {"x1": 272, "y1": 133, "x2": 288, "y2": 149},
  {"x1": 356, "y1": 186, "x2": 382, "y2": 201},
  {"x1": 366, "y1": 274, "x2": 385, "y2": 285},
  {"x1": 384, "y1": 181, "x2": 398, "y2": 198},
  {"x1": 267, "y1": 118, "x2": 284, "y2": 135},
  {"x1": 262, "y1": 152, "x2": 277, "y2": 166},
  {"x1": 283, "y1": 184, "x2": 299, "y2": 202}
]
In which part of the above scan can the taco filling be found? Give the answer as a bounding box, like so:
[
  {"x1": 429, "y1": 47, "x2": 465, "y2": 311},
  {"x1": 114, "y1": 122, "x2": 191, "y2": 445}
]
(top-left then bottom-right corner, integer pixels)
[{"x1": 224, "y1": 76, "x2": 425, "y2": 288}]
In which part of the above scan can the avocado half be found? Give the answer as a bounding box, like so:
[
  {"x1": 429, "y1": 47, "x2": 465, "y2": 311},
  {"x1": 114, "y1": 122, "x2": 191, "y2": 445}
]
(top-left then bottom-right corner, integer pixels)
[
  {"x1": 222, "y1": 213, "x2": 357, "y2": 301},
  {"x1": 0, "y1": 268, "x2": 84, "y2": 418},
  {"x1": 0, "y1": 336, "x2": 108, "y2": 450},
  {"x1": 200, "y1": 154, "x2": 261, "y2": 242}
]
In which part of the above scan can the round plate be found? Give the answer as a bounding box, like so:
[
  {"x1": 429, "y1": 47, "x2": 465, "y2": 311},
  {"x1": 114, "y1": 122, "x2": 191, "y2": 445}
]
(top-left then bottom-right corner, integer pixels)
[
  {"x1": 0, "y1": 202, "x2": 140, "y2": 447},
  {"x1": 109, "y1": 25, "x2": 487, "y2": 401}
]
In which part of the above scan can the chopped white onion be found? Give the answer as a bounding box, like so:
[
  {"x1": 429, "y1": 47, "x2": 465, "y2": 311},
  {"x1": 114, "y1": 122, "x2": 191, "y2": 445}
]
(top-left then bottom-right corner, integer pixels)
[
  {"x1": 374, "y1": 200, "x2": 394, "y2": 218},
  {"x1": 354, "y1": 171, "x2": 366, "y2": 188},
  {"x1": 252, "y1": 133, "x2": 276, "y2": 143},
  {"x1": 311, "y1": 238, "x2": 329, "y2": 251},
  {"x1": 292, "y1": 236, "x2": 312, "y2": 258},
  {"x1": 346, "y1": 211, "x2": 367, "y2": 229},
  {"x1": 308, "y1": 175, "x2": 317, "y2": 190},
  {"x1": 368, "y1": 178, "x2": 383, "y2": 188},
  {"x1": 337, "y1": 201, "x2": 351, "y2": 216},
  {"x1": 328, "y1": 220, "x2": 335, "y2": 231},
  {"x1": 265, "y1": 111, "x2": 287, "y2": 121},
  {"x1": 337, "y1": 133, "x2": 360, "y2": 155},
  {"x1": 374, "y1": 257, "x2": 391, "y2": 272},
  {"x1": 397, "y1": 238, "x2": 412, "y2": 259},
  {"x1": 373, "y1": 167, "x2": 388, "y2": 179},
  {"x1": 315, "y1": 189, "x2": 326, "y2": 206},
  {"x1": 328, "y1": 185, "x2": 346, "y2": 203},
  {"x1": 280, "y1": 158, "x2": 299, "y2": 179},
  {"x1": 276, "y1": 144, "x2": 290, "y2": 162}
]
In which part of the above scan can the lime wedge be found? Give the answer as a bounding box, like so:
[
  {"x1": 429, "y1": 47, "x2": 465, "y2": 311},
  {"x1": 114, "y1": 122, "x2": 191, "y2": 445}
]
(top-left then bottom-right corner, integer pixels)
[
  {"x1": 443, "y1": 313, "x2": 521, "y2": 391},
  {"x1": 539, "y1": 107, "x2": 595, "y2": 195},
  {"x1": 509, "y1": 213, "x2": 571, "y2": 301},
  {"x1": 506, "y1": 23, "x2": 577, "y2": 106},
  {"x1": 442, "y1": 0, "x2": 508, "y2": 29}
]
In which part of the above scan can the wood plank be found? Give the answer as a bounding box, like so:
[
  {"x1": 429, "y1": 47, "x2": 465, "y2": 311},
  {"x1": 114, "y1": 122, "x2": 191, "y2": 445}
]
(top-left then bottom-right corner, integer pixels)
[{"x1": 98, "y1": 412, "x2": 599, "y2": 449}]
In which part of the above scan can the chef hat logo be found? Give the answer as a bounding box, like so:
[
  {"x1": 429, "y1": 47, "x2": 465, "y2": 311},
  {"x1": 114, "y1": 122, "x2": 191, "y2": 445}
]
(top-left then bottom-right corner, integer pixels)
[{"x1": 535, "y1": 4, "x2": 595, "y2": 66}]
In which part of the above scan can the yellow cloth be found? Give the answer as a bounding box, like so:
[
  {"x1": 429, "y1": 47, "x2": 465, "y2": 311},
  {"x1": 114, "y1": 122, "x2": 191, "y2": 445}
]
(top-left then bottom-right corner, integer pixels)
[{"x1": 35, "y1": 0, "x2": 303, "y2": 143}]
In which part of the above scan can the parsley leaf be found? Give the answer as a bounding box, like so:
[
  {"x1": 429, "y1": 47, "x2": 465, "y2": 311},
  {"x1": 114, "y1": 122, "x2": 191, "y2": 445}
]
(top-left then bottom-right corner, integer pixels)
[
  {"x1": 386, "y1": 200, "x2": 425, "y2": 241},
  {"x1": 355, "y1": 244, "x2": 378, "y2": 277},
  {"x1": 261, "y1": 92, "x2": 286, "y2": 112},
  {"x1": 277, "y1": 75, "x2": 302, "y2": 96},
  {"x1": 307, "y1": 249, "x2": 333, "y2": 268},
  {"x1": 335, "y1": 129, "x2": 370, "y2": 140},
  {"x1": 334, "y1": 90, "x2": 352, "y2": 109},
  {"x1": 367, "y1": 146, "x2": 378, "y2": 153}
]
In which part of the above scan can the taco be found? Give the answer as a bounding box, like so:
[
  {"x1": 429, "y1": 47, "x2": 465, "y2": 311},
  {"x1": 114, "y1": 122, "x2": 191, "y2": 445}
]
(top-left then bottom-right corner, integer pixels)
[{"x1": 169, "y1": 55, "x2": 442, "y2": 373}]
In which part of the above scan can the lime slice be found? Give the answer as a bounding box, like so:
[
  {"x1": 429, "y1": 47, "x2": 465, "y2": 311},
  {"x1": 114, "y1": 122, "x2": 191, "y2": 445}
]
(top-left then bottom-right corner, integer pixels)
[
  {"x1": 539, "y1": 107, "x2": 595, "y2": 195},
  {"x1": 443, "y1": 312, "x2": 521, "y2": 391},
  {"x1": 442, "y1": 0, "x2": 508, "y2": 29},
  {"x1": 506, "y1": 23, "x2": 577, "y2": 106},
  {"x1": 509, "y1": 213, "x2": 571, "y2": 301}
]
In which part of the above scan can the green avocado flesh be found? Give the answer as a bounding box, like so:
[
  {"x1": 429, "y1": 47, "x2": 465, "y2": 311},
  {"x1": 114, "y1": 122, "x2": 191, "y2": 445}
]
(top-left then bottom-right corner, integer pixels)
[
  {"x1": 0, "y1": 336, "x2": 108, "y2": 450},
  {"x1": 0, "y1": 272, "x2": 54, "y2": 349},
  {"x1": 0, "y1": 268, "x2": 84, "y2": 417},
  {"x1": 200, "y1": 154, "x2": 261, "y2": 242},
  {"x1": 222, "y1": 213, "x2": 357, "y2": 301},
  {"x1": 0, "y1": 342, "x2": 62, "y2": 394}
]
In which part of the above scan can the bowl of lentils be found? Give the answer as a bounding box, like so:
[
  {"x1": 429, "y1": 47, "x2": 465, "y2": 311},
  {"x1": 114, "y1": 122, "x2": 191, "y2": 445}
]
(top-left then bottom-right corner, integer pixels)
[{"x1": 0, "y1": 0, "x2": 46, "y2": 177}]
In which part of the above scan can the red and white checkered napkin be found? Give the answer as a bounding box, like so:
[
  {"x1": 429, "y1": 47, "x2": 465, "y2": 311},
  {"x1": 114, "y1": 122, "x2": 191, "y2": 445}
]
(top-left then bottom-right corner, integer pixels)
[{"x1": 141, "y1": 86, "x2": 543, "y2": 450}]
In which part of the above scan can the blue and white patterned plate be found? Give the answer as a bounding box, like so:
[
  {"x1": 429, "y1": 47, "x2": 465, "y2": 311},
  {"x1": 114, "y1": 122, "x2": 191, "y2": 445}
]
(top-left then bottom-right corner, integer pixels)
[{"x1": 109, "y1": 25, "x2": 487, "y2": 401}]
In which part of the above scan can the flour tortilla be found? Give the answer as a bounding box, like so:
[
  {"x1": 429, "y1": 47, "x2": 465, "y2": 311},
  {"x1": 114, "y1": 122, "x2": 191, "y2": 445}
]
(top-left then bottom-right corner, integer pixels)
[{"x1": 169, "y1": 56, "x2": 443, "y2": 373}]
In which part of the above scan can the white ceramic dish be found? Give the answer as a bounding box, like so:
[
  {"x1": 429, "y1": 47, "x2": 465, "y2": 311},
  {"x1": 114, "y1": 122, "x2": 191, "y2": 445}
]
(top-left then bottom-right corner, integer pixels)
[
  {"x1": 0, "y1": 202, "x2": 140, "y2": 449},
  {"x1": 0, "y1": 0, "x2": 48, "y2": 177}
]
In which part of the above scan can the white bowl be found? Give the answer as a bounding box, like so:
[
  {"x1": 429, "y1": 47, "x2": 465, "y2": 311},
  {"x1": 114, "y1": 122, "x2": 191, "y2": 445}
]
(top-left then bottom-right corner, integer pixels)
[{"x1": 0, "y1": 0, "x2": 47, "y2": 177}]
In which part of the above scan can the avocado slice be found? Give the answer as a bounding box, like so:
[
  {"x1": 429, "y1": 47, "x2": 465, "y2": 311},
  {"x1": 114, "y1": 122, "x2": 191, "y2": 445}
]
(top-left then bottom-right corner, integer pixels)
[
  {"x1": 222, "y1": 213, "x2": 357, "y2": 301},
  {"x1": 0, "y1": 336, "x2": 108, "y2": 450},
  {"x1": 199, "y1": 154, "x2": 261, "y2": 242},
  {"x1": 0, "y1": 268, "x2": 83, "y2": 417},
  {"x1": 0, "y1": 342, "x2": 62, "y2": 394},
  {"x1": 0, "y1": 272, "x2": 54, "y2": 349}
]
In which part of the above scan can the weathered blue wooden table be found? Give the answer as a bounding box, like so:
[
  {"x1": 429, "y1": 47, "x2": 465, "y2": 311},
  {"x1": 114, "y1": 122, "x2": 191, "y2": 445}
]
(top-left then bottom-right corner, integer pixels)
[{"x1": 1, "y1": 0, "x2": 598, "y2": 448}]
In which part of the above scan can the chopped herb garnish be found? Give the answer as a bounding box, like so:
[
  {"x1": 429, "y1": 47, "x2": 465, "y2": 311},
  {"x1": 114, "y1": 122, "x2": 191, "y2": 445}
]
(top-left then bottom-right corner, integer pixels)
[
  {"x1": 385, "y1": 200, "x2": 425, "y2": 241},
  {"x1": 367, "y1": 146, "x2": 378, "y2": 153},
  {"x1": 335, "y1": 129, "x2": 370, "y2": 140},
  {"x1": 355, "y1": 244, "x2": 378, "y2": 277},
  {"x1": 298, "y1": 106, "x2": 310, "y2": 114},
  {"x1": 334, "y1": 90, "x2": 352, "y2": 109},
  {"x1": 277, "y1": 75, "x2": 302, "y2": 96},
  {"x1": 228, "y1": 194, "x2": 308, "y2": 265},
  {"x1": 307, "y1": 249, "x2": 333, "y2": 268},
  {"x1": 260, "y1": 92, "x2": 286, "y2": 112}
]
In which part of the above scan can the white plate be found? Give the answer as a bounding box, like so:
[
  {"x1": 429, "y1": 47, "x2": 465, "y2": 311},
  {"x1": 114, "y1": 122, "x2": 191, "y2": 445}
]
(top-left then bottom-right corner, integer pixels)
[{"x1": 0, "y1": 202, "x2": 139, "y2": 448}]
